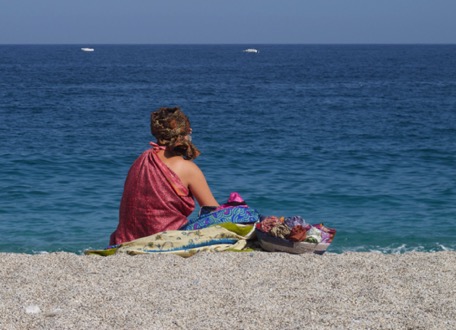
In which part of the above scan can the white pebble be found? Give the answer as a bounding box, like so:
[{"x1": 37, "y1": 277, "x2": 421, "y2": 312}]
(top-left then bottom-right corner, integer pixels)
[{"x1": 25, "y1": 305, "x2": 41, "y2": 314}]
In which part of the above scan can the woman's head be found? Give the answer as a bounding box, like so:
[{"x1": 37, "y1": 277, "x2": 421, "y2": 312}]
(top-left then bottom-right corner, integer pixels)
[{"x1": 150, "y1": 107, "x2": 200, "y2": 160}]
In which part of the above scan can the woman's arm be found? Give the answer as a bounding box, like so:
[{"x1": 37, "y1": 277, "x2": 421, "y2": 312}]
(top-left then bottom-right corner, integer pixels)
[{"x1": 185, "y1": 162, "x2": 219, "y2": 207}]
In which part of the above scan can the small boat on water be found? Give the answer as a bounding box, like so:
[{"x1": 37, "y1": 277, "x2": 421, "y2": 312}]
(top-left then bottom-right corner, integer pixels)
[
  {"x1": 81, "y1": 48, "x2": 94, "y2": 52},
  {"x1": 243, "y1": 48, "x2": 259, "y2": 53}
]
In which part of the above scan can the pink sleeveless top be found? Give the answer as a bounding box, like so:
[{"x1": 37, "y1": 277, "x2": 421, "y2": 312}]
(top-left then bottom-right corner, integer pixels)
[{"x1": 109, "y1": 143, "x2": 195, "y2": 245}]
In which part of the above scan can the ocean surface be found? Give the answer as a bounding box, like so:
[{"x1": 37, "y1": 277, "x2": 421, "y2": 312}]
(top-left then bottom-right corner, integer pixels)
[{"x1": 1, "y1": 44, "x2": 455, "y2": 254}]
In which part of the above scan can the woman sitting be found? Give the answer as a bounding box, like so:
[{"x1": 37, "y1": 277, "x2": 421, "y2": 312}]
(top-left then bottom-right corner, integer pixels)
[{"x1": 109, "y1": 107, "x2": 219, "y2": 245}]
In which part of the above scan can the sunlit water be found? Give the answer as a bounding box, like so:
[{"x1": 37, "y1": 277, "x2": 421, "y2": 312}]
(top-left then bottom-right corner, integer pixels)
[{"x1": 1, "y1": 44, "x2": 455, "y2": 254}]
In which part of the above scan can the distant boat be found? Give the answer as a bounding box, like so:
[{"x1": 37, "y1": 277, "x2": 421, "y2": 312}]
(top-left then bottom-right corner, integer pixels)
[
  {"x1": 81, "y1": 48, "x2": 94, "y2": 52},
  {"x1": 243, "y1": 48, "x2": 259, "y2": 53}
]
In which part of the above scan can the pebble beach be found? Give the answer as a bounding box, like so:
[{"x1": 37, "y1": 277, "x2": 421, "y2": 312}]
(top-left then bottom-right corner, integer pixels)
[{"x1": 1, "y1": 251, "x2": 455, "y2": 329}]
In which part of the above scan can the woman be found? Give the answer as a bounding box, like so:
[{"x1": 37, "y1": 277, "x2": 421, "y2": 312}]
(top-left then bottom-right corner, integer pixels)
[{"x1": 109, "y1": 107, "x2": 219, "y2": 245}]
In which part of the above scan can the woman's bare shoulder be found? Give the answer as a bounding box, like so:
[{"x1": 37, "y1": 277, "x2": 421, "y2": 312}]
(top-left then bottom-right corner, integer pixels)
[
  {"x1": 179, "y1": 158, "x2": 202, "y2": 175},
  {"x1": 162, "y1": 156, "x2": 201, "y2": 185}
]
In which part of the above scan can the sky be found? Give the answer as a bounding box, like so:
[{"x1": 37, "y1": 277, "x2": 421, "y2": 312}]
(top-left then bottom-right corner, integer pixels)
[{"x1": 1, "y1": 0, "x2": 455, "y2": 44}]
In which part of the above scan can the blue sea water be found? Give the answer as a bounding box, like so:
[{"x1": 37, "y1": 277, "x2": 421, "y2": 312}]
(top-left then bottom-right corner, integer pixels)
[{"x1": 0, "y1": 44, "x2": 455, "y2": 254}]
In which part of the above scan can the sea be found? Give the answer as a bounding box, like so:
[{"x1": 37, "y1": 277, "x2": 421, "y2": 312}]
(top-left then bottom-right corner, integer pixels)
[{"x1": 1, "y1": 44, "x2": 455, "y2": 254}]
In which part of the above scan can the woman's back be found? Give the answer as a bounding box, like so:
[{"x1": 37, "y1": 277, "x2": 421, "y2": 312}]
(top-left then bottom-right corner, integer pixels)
[
  {"x1": 109, "y1": 107, "x2": 218, "y2": 245},
  {"x1": 156, "y1": 149, "x2": 219, "y2": 207}
]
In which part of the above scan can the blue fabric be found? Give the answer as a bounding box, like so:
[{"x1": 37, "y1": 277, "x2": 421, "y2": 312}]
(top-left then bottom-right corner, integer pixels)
[{"x1": 181, "y1": 206, "x2": 260, "y2": 231}]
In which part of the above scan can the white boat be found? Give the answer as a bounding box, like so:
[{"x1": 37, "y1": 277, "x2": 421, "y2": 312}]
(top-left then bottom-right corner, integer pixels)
[
  {"x1": 81, "y1": 48, "x2": 94, "y2": 52},
  {"x1": 243, "y1": 48, "x2": 259, "y2": 53}
]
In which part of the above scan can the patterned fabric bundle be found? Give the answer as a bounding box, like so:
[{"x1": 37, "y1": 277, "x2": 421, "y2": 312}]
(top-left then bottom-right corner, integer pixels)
[
  {"x1": 288, "y1": 225, "x2": 308, "y2": 242},
  {"x1": 86, "y1": 223, "x2": 256, "y2": 258},
  {"x1": 256, "y1": 215, "x2": 336, "y2": 244},
  {"x1": 256, "y1": 216, "x2": 282, "y2": 233},
  {"x1": 181, "y1": 206, "x2": 260, "y2": 231},
  {"x1": 181, "y1": 192, "x2": 259, "y2": 231}
]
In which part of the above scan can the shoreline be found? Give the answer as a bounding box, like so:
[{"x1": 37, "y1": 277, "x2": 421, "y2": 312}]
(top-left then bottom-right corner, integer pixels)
[{"x1": 1, "y1": 251, "x2": 455, "y2": 329}]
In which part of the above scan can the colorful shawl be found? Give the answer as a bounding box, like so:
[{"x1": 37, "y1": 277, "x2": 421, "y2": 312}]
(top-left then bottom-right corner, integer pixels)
[
  {"x1": 87, "y1": 223, "x2": 256, "y2": 258},
  {"x1": 181, "y1": 206, "x2": 260, "y2": 231}
]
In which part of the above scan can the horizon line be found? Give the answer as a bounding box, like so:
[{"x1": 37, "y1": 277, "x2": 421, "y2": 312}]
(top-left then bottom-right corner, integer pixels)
[{"x1": 1, "y1": 42, "x2": 456, "y2": 46}]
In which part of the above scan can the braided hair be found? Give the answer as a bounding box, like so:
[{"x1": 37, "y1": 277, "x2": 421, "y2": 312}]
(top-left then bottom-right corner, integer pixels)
[{"x1": 150, "y1": 107, "x2": 200, "y2": 160}]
